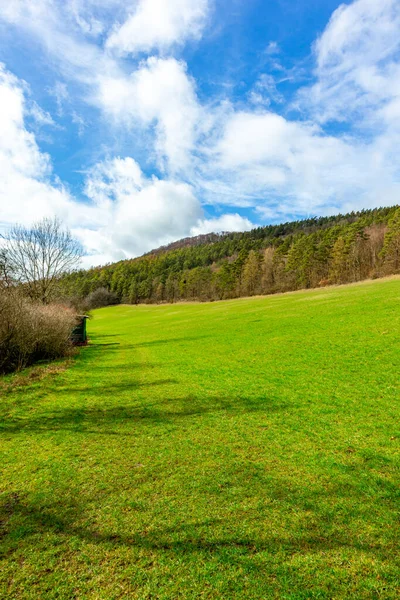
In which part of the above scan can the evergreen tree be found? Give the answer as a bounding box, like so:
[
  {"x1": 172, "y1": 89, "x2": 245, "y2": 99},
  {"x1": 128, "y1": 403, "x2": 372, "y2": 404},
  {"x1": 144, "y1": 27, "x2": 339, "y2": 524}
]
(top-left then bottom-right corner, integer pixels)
[
  {"x1": 241, "y1": 250, "x2": 261, "y2": 296},
  {"x1": 55, "y1": 206, "x2": 399, "y2": 305},
  {"x1": 380, "y1": 208, "x2": 400, "y2": 273},
  {"x1": 165, "y1": 273, "x2": 179, "y2": 303},
  {"x1": 261, "y1": 247, "x2": 275, "y2": 294},
  {"x1": 329, "y1": 236, "x2": 348, "y2": 284}
]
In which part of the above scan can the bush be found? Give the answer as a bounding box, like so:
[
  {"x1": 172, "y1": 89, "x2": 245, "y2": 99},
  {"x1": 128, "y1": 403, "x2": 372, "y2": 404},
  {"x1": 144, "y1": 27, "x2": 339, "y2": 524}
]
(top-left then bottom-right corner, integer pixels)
[
  {"x1": 58, "y1": 294, "x2": 92, "y2": 316},
  {"x1": 0, "y1": 290, "x2": 76, "y2": 374},
  {"x1": 85, "y1": 287, "x2": 119, "y2": 309}
]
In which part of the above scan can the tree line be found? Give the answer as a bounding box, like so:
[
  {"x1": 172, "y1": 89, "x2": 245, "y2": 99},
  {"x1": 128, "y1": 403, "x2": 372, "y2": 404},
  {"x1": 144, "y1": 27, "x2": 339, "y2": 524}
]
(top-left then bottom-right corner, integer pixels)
[{"x1": 58, "y1": 205, "x2": 400, "y2": 306}]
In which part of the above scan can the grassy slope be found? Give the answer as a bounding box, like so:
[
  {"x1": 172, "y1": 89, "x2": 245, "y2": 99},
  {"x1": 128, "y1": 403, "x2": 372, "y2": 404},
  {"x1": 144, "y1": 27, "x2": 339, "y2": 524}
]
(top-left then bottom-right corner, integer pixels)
[{"x1": 1, "y1": 278, "x2": 400, "y2": 599}]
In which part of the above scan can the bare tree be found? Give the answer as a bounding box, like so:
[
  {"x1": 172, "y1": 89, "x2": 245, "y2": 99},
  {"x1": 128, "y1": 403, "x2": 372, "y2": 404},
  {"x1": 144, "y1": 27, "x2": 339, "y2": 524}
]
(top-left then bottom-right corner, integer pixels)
[
  {"x1": 0, "y1": 248, "x2": 12, "y2": 289},
  {"x1": 1, "y1": 217, "x2": 82, "y2": 303}
]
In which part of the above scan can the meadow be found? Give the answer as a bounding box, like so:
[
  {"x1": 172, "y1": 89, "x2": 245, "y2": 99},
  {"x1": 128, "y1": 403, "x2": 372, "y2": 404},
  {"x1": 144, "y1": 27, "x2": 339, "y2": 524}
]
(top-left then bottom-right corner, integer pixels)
[{"x1": 1, "y1": 277, "x2": 400, "y2": 599}]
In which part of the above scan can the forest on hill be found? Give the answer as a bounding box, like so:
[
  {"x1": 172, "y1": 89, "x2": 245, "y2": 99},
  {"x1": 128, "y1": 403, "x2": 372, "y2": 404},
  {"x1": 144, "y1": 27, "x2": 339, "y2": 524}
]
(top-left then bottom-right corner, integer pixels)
[{"x1": 59, "y1": 206, "x2": 400, "y2": 305}]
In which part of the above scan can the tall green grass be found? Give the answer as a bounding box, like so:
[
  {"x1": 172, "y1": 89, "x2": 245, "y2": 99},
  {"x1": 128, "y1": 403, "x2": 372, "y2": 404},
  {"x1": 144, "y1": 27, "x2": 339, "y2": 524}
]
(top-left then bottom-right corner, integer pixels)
[{"x1": 1, "y1": 278, "x2": 400, "y2": 599}]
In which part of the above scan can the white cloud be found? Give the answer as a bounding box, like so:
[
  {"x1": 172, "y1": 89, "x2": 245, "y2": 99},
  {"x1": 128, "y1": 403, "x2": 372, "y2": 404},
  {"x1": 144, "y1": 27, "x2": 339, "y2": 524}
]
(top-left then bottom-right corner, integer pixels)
[
  {"x1": 106, "y1": 0, "x2": 209, "y2": 56},
  {"x1": 2, "y1": 0, "x2": 400, "y2": 265},
  {"x1": 80, "y1": 157, "x2": 256, "y2": 264},
  {"x1": 0, "y1": 63, "x2": 172, "y2": 257},
  {"x1": 215, "y1": 111, "x2": 305, "y2": 168},
  {"x1": 266, "y1": 41, "x2": 280, "y2": 55},
  {"x1": 0, "y1": 63, "x2": 252, "y2": 266},
  {"x1": 248, "y1": 74, "x2": 284, "y2": 107},
  {"x1": 71, "y1": 111, "x2": 86, "y2": 136},
  {"x1": 0, "y1": 2, "x2": 203, "y2": 172},
  {"x1": 49, "y1": 82, "x2": 69, "y2": 116},
  {"x1": 66, "y1": 0, "x2": 108, "y2": 37},
  {"x1": 81, "y1": 157, "x2": 201, "y2": 262},
  {"x1": 203, "y1": 106, "x2": 400, "y2": 217},
  {"x1": 0, "y1": 65, "x2": 70, "y2": 225},
  {"x1": 0, "y1": 0, "x2": 52, "y2": 23},
  {"x1": 0, "y1": 65, "x2": 111, "y2": 243},
  {"x1": 98, "y1": 57, "x2": 201, "y2": 171},
  {"x1": 0, "y1": 2, "x2": 203, "y2": 174},
  {"x1": 198, "y1": 0, "x2": 400, "y2": 218},
  {"x1": 0, "y1": 66, "x2": 245, "y2": 264},
  {"x1": 191, "y1": 214, "x2": 253, "y2": 236},
  {"x1": 0, "y1": 0, "x2": 122, "y2": 41},
  {"x1": 84, "y1": 156, "x2": 144, "y2": 206},
  {"x1": 28, "y1": 102, "x2": 56, "y2": 127},
  {"x1": 300, "y1": 0, "x2": 400, "y2": 125},
  {"x1": 0, "y1": 0, "x2": 116, "y2": 85}
]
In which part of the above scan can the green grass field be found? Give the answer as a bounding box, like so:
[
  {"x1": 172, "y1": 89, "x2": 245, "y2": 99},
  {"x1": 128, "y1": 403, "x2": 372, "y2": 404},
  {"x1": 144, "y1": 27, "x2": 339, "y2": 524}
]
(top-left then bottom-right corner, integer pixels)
[{"x1": 1, "y1": 278, "x2": 400, "y2": 599}]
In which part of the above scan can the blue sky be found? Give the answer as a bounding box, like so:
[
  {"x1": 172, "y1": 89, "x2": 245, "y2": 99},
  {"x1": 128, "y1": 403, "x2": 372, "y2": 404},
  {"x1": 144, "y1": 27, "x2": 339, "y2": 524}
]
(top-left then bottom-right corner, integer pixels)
[{"x1": 0, "y1": 0, "x2": 400, "y2": 265}]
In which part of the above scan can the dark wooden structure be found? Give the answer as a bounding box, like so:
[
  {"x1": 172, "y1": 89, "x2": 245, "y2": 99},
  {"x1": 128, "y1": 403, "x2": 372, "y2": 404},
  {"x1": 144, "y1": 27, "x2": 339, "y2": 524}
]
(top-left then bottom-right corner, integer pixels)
[{"x1": 71, "y1": 315, "x2": 89, "y2": 346}]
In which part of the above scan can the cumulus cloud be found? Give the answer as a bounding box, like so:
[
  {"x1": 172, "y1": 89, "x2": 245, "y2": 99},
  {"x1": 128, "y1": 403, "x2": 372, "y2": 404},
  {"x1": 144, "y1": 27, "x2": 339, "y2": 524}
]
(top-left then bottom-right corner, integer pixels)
[
  {"x1": 200, "y1": 0, "x2": 400, "y2": 217},
  {"x1": 0, "y1": 2, "x2": 204, "y2": 173},
  {"x1": 81, "y1": 158, "x2": 253, "y2": 264},
  {"x1": 190, "y1": 214, "x2": 253, "y2": 236},
  {"x1": 0, "y1": 64, "x2": 79, "y2": 227},
  {"x1": 106, "y1": 0, "x2": 209, "y2": 55},
  {"x1": 0, "y1": 65, "x2": 249, "y2": 265},
  {"x1": 82, "y1": 156, "x2": 203, "y2": 260},
  {"x1": 98, "y1": 57, "x2": 201, "y2": 172},
  {"x1": 203, "y1": 104, "x2": 400, "y2": 218},
  {"x1": 2, "y1": 0, "x2": 400, "y2": 264}
]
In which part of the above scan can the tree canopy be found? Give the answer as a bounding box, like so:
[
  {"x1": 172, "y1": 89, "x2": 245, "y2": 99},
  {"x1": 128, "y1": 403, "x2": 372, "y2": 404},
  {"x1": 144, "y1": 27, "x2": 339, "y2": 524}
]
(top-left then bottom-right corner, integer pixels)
[{"x1": 58, "y1": 205, "x2": 400, "y2": 305}]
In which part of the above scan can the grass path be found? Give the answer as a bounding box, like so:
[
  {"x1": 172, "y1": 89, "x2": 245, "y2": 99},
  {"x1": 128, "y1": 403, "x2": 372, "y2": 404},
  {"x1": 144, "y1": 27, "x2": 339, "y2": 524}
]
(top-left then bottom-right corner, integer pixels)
[{"x1": 1, "y1": 278, "x2": 400, "y2": 599}]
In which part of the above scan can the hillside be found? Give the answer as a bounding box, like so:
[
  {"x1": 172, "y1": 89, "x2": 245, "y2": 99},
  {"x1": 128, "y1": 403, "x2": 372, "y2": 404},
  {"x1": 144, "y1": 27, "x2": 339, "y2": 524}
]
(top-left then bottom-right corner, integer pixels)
[
  {"x1": 59, "y1": 205, "x2": 400, "y2": 304},
  {"x1": 2, "y1": 277, "x2": 400, "y2": 598}
]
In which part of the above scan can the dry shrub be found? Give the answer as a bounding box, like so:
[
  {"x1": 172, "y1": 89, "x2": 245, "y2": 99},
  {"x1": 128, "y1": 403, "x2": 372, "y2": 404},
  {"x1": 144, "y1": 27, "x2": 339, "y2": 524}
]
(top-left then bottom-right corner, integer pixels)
[
  {"x1": 86, "y1": 287, "x2": 119, "y2": 309},
  {"x1": 0, "y1": 290, "x2": 76, "y2": 374},
  {"x1": 60, "y1": 295, "x2": 91, "y2": 316},
  {"x1": 28, "y1": 303, "x2": 77, "y2": 360},
  {"x1": 318, "y1": 278, "x2": 331, "y2": 287}
]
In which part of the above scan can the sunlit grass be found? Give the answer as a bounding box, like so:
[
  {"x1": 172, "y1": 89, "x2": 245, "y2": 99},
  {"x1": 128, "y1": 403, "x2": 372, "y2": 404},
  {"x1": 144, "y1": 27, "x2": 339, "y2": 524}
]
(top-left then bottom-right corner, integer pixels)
[{"x1": 1, "y1": 277, "x2": 400, "y2": 599}]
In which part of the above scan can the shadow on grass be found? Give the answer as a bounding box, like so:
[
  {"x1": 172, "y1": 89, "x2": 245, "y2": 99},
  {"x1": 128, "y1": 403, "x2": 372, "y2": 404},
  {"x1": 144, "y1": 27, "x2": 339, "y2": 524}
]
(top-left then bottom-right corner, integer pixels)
[
  {"x1": 0, "y1": 394, "x2": 287, "y2": 436},
  {"x1": 132, "y1": 335, "x2": 211, "y2": 348},
  {"x1": 88, "y1": 342, "x2": 121, "y2": 348},
  {"x1": 1, "y1": 476, "x2": 397, "y2": 567},
  {"x1": 55, "y1": 378, "x2": 178, "y2": 394},
  {"x1": 89, "y1": 334, "x2": 119, "y2": 339},
  {"x1": 87, "y1": 335, "x2": 211, "y2": 351},
  {"x1": 86, "y1": 363, "x2": 159, "y2": 372}
]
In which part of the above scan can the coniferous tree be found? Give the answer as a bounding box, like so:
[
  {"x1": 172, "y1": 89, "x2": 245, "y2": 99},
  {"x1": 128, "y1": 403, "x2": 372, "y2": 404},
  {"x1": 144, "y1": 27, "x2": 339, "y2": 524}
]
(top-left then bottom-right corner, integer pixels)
[
  {"x1": 241, "y1": 250, "x2": 262, "y2": 296},
  {"x1": 329, "y1": 236, "x2": 348, "y2": 284},
  {"x1": 261, "y1": 247, "x2": 275, "y2": 294},
  {"x1": 380, "y1": 208, "x2": 400, "y2": 273},
  {"x1": 55, "y1": 206, "x2": 399, "y2": 305}
]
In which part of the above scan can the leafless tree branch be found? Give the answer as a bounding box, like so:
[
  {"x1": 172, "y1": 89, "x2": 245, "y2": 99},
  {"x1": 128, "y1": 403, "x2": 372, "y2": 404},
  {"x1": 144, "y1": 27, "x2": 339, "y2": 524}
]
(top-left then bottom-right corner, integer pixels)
[{"x1": 1, "y1": 218, "x2": 83, "y2": 303}]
